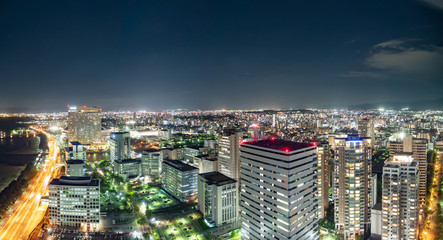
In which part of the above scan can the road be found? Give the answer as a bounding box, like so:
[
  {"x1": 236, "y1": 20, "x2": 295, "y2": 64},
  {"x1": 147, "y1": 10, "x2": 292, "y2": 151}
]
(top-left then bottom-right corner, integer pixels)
[
  {"x1": 421, "y1": 151, "x2": 442, "y2": 240},
  {"x1": 0, "y1": 128, "x2": 60, "y2": 240}
]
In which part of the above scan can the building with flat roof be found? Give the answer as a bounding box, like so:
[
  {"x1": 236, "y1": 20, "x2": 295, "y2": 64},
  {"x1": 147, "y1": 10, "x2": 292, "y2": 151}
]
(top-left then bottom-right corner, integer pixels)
[
  {"x1": 113, "y1": 159, "x2": 141, "y2": 181},
  {"x1": 65, "y1": 141, "x2": 87, "y2": 161},
  {"x1": 141, "y1": 150, "x2": 163, "y2": 181},
  {"x1": 387, "y1": 135, "x2": 427, "y2": 212},
  {"x1": 382, "y1": 153, "x2": 419, "y2": 240},
  {"x1": 162, "y1": 160, "x2": 198, "y2": 202},
  {"x1": 218, "y1": 129, "x2": 243, "y2": 181},
  {"x1": 48, "y1": 176, "x2": 100, "y2": 230},
  {"x1": 109, "y1": 132, "x2": 131, "y2": 163},
  {"x1": 67, "y1": 106, "x2": 102, "y2": 144},
  {"x1": 198, "y1": 172, "x2": 238, "y2": 227},
  {"x1": 333, "y1": 135, "x2": 372, "y2": 240},
  {"x1": 66, "y1": 160, "x2": 85, "y2": 177},
  {"x1": 240, "y1": 139, "x2": 319, "y2": 240}
]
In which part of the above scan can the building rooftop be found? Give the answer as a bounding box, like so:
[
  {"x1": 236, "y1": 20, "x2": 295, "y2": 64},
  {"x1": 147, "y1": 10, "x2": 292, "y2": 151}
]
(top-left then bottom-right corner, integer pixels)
[
  {"x1": 50, "y1": 176, "x2": 99, "y2": 186},
  {"x1": 66, "y1": 159, "x2": 85, "y2": 164},
  {"x1": 70, "y1": 141, "x2": 82, "y2": 146},
  {"x1": 115, "y1": 158, "x2": 141, "y2": 164},
  {"x1": 242, "y1": 139, "x2": 315, "y2": 152},
  {"x1": 163, "y1": 160, "x2": 198, "y2": 172},
  {"x1": 200, "y1": 172, "x2": 236, "y2": 186}
]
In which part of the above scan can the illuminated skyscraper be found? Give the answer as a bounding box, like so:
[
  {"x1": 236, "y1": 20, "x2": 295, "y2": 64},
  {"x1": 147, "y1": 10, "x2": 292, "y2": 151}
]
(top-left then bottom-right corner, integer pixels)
[
  {"x1": 333, "y1": 135, "x2": 372, "y2": 240},
  {"x1": 67, "y1": 106, "x2": 102, "y2": 144},
  {"x1": 218, "y1": 129, "x2": 242, "y2": 181},
  {"x1": 109, "y1": 131, "x2": 131, "y2": 163},
  {"x1": 387, "y1": 135, "x2": 427, "y2": 211},
  {"x1": 240, "y1": 139, "x2": 319, "y2": 240},
  {"x1": 382, "y1": 153, "x2": 419, "y2": 240}
]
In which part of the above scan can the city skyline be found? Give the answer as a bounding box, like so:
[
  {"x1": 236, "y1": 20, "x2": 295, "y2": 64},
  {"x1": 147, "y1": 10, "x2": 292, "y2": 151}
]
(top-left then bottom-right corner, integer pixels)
[{"x1": 1, "y1": 0, "x2": 443, "y2": 113}]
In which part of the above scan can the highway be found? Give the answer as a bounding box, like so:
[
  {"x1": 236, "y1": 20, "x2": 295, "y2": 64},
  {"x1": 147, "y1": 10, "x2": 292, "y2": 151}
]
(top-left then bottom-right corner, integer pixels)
[{"x1": 0, "y1": 128, "x2": 60, "y2": 240}]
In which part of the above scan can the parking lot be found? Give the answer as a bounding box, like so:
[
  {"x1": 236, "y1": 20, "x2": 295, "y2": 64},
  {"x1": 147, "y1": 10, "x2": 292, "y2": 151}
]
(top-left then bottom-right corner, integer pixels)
[
  {"x1": 142, "y1": 187, "x2": 178, "y2": 211},
  {"x1": 155, "y1": 212, "x2": 206, "y2": 240},
  {"x1": 42, "y1": 228, "x2": 132, "y2": 240}
]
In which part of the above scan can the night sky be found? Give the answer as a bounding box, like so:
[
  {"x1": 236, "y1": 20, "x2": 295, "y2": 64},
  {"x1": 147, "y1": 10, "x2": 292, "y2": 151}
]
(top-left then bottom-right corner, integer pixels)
[{"x1": 1, "y1": 0, "x2": 443, "y2": 112}]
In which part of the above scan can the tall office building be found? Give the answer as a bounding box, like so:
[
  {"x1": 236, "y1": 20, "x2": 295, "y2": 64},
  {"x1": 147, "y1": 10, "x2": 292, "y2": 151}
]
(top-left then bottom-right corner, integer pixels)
[
  {"x1": 67, "y1": 106, "x2": 102, "y2": 144},
  {"x1": 198, "y1": 172, "x2": 238, "y2": 227},
  {"x1": 141, "y1": 150, "x2": 163, "y2": 180},
  {"x1": 387, "y1": 135, "x2": 427, "y2": 210},
  {"x1": 240, "y1": 139, "x2": 319, "y2": 240},
  {"x1": 109, "y1": 132, "x2": 131, "y2": 163},
  {"x1": 317, "y1": 142, "x2": 331, "y2": 219},
  {"x1": 333, "y1": 135, "x2": 372, "y2": 240},
  {"x1": 218, "y1": 129, "x2": 243, "y2": 181},
  {"x1": 48, "y1": 176, "x2": 100, "y2": 230},
  {"x1": 162, "y1": 160, "x2": 199, "y2": 202},
  {"x1": 382, "y1": 153, "x2": 419, "y2": 240}
]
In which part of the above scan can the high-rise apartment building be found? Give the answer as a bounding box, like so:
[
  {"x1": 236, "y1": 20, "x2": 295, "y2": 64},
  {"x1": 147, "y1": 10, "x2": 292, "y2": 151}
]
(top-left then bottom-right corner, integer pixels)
[
  {"x1": 317, "y1": 142, "x2": 331, "y2": 219},
  {"x1": 218, "y1": 129, "x2": 243, "y2": 181},
  {"x1": 48, "y1": 176, "x2": 100, "y2": 230},
  {"x1": 387, "y1": 135, "x2": 427, "y2": 210},
  {"x1": 358, "y1": 118, "x2": 374, "y2": 139},
  {"x1": 67, "y1": 106, "x2": 102, "y2": 144},
  {"x1": 240, "y1": 139, "x2": 319, "y2": 240},
  {"x1": 333, "y1": 135, "x2": 372, "y2": 240},
  {"x1": 109, "y1": 132, "x2": 131, "y2": 163},
  {"x1": 162, "y1": 160, "x2": 199, "y2": 202},
  {"x1": 382, "y1": 153, "x2": 419, "y2": 240},
  {"x1": 198, "y1": 171, "x2": 238, "y2": 227}
]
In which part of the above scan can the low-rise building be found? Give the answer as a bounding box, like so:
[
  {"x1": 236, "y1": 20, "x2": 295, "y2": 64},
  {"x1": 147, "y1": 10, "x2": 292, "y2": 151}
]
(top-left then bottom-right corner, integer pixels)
[
  {"x1": 114, "y1": 159, "x2": 141, "y2": 181},
  {"x1": 66, "y1": 160, "x2": 85, "y2": 177}
]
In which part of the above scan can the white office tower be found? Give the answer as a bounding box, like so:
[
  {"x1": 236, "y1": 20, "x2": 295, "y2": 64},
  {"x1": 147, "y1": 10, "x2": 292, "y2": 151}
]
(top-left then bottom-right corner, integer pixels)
[
  {"x1": 240, "y1": 139, "x2": 319, "y2": 240},
  {"x1": 109, "y1": 132, "x2": 131, "y2": 163},
  {"x1": 66, "y1": 160, "x2": 85, "y2": 177},
  {"x1": 382, "y1": 154, "x2": 419, "y2": 240},
  {"x1": 317, "y1": 142, "x2": 331, "y2": 219},
  {"x1": 198, "y1": 172, "x2": 238, "y2": 227},
  {"x1": 387, "y1": 135, "x2": 427, "y2": 211},
  {"x1": 162, "y1": 160, "x2": 199, "y2": 202},
  {"x1": 66, "y1": 141, "x2": 87, "y2": 161},
  {"x1": 67, "y1": 105, "x2": 102, "y2": 144},
  {"x1": 141, "y1": 150, "x2": 163, "y2": 180},
  {"x1": 333, "y1": 135, "x2": 372, "y2": 240},
  {"x1": 218, "y1": 129, "x2": 243, "y2": 181},
  {"x1": 48, "y1": 176, "x2": 100, "y2": 230}
]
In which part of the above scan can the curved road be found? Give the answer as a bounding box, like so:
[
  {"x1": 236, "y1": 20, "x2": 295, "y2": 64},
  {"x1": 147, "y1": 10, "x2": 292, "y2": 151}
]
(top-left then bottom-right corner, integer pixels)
[{"x1": 0, "y1": 128, "x2": 59, "y2": 240}]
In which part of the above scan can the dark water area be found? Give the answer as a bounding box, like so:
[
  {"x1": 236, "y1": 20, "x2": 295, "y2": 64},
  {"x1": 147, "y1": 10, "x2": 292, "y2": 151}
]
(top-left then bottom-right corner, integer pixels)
[{"x1": 0, "y1": 117, "x2": 41, "y2": 165}]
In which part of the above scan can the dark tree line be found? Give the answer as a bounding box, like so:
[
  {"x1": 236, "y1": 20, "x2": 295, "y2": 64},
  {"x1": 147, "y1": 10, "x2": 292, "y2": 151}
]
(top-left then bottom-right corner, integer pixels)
[{"x1": 0, "y1": 163, "x2": 36, "y2": 218}]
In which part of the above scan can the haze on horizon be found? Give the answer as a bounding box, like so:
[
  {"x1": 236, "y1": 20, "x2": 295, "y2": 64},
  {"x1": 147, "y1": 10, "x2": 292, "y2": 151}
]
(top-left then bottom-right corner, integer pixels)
[{"x1": 1, "y1": 0, "x2": 443, "y2": 113}]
